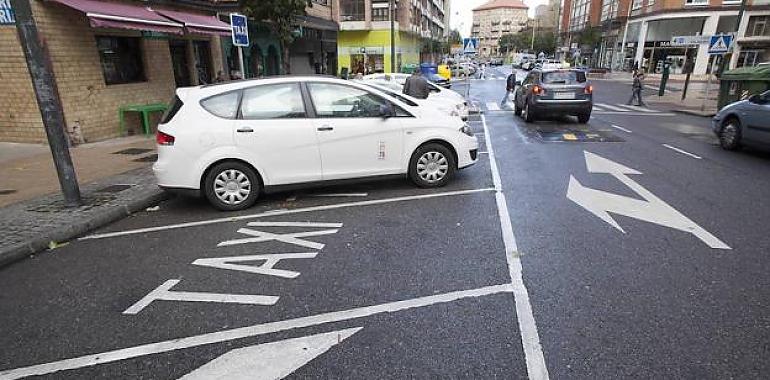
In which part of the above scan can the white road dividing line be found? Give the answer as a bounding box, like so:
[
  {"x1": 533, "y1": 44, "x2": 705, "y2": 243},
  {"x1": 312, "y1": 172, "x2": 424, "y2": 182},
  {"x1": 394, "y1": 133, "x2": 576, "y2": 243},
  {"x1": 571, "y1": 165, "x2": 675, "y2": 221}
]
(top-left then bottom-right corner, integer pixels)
[
  {"x1": 482, "y1": 114, "x2": 549, "y2": 380},
  {"x1": 593, "y1": 111, "x2": 675, "y2": 116},
  {"x1": 662, "y1": 144, "x2": 702, "y2": 159},
  {"x1": 309, "y1": 193, "x2": 368, "y2": 198},
  {"x1": 610, "y1": 124, "x2": 632, "y2": 133},
  {"x1": 80, "y1": 188, "x2": 495, "y2": 241},
  {"x1": 0, "y1": 284, "x2": 513, "y2": 380}
]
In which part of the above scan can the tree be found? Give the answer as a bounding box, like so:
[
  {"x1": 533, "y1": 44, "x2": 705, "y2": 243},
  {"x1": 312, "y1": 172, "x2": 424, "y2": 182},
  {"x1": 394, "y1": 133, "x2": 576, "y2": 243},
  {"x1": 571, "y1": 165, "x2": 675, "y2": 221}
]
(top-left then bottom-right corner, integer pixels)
[
  {"x1": 498, "y1": 32, "x2": 529, "y2": 54},
  {"x1": 242, "y1": 0, "x2": 311, "y2": 74},
  {"x1": 449, "y1": 29, "x2": 462, "y2": 44}
]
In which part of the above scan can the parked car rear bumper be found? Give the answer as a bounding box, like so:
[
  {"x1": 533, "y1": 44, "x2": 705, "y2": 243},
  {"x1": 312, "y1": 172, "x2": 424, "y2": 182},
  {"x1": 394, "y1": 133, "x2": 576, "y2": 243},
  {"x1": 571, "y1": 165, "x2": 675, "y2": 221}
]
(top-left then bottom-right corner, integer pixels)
[{"x1": 530, "y1": 99, "x2": 592, "y2": 114}]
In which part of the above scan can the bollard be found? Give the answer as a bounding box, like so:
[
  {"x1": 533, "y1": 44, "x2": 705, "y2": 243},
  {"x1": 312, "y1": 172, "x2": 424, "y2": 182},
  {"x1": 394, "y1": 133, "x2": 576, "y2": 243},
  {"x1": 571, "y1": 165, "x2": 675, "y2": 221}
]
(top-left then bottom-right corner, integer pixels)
[{"x1": 659, "y1": 61, "x2": 670, "y2": 96}]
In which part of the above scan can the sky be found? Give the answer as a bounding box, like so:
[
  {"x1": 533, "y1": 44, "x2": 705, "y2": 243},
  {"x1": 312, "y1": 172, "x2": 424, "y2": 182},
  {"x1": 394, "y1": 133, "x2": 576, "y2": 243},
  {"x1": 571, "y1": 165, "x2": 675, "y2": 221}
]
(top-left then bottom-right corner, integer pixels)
[{"x1": 450, "y1": 0, "x2": 547, "y2": 38}]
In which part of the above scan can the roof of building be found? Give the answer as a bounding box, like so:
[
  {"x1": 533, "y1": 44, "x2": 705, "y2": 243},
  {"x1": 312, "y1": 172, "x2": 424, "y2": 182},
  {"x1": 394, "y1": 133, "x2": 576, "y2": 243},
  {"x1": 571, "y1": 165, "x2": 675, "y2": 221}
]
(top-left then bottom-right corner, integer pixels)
[{"x1": 473, "y1": 0, "x2": 528, "y2": 11}]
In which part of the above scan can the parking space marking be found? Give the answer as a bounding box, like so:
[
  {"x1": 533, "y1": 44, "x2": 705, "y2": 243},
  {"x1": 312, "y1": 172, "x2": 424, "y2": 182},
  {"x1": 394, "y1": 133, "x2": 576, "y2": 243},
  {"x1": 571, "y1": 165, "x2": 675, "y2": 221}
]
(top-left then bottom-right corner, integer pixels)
[
  {"x1": 0, "y1": 284, "x2": 513, "y2": 379},
  {"x1": 310, "y1": 193, "x2": 368, "y2": 197},
  {"x1": 193, "y1": 253, "x2": 319, "y2": 279},
  {"x1": 610, "y1": 124, "x2": 632, "y2": 133},
  {"x1": 482, "y1": 115, "x2": 550, "y2": 380},
  {"x1": 663, "y1": 144, "x2": 702, "y2": 159},
  {"x1": 80, "y1": 188, "x2": 495, "y2": 241}
]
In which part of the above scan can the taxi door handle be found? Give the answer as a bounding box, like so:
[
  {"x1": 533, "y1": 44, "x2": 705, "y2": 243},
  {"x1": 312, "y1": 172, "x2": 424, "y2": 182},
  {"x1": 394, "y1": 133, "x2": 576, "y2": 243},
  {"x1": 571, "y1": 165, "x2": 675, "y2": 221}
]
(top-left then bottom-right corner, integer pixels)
[
  {"x1": 317, "y1": 126, "x2": 334, "y2": 131},
  {"x1": 236, "y1": 127, "x2": 254, "y2": 133}
]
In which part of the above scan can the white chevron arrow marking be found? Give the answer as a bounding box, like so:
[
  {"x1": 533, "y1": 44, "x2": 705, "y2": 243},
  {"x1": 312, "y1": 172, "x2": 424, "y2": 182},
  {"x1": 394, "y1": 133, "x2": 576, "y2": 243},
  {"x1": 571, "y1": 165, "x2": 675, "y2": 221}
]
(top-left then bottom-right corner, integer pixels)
[{"x1": 567, "y1": 151, "x2": 730, "y2": 249}]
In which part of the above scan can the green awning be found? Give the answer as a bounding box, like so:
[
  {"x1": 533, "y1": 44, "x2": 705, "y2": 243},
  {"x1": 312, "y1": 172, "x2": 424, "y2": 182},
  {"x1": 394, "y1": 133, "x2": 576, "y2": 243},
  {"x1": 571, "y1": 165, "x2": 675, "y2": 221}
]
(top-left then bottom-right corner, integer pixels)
[{"x1": 721, "y1": 65, "x2": 770, "y2": 81}]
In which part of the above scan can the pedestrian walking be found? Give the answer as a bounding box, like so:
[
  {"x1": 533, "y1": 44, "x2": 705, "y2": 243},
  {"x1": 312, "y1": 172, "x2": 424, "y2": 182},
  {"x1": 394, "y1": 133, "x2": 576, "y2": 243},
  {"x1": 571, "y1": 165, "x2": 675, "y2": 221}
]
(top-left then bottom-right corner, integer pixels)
[
  {"x1": 478, "y1": 63, "x2": 486, "y2": 79},
  {"x1": 500, "y1": 72, "x2": 517, "y2": 107},
  {"x1": 627, "y1": 70, "x2": 646, "y2": 107},
  {"x1": 402, "y1": 71, "x2": 430, "y2": 99}
]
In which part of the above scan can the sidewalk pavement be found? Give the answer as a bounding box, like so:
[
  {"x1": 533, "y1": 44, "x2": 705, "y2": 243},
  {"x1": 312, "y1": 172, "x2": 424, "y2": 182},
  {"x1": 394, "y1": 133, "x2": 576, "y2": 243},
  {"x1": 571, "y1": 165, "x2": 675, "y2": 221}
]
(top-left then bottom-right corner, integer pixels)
[{"x1": 0, "y1": 136, "x2": 169, "y2": 267}]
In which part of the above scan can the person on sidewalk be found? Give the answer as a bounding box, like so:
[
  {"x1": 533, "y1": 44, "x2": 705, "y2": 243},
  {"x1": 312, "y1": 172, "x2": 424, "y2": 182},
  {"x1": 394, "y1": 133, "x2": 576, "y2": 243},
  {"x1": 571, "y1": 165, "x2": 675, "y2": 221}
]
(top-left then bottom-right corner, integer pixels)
[
  {"x1": 500, "y1": 72, "x2": 517, "y2": 107},
  {"x1": 403, "y1": 71, "x2": 430, "y2": 99},
  {"x1": 627, "y1": 70, "x2": 646, "y2": 107}
]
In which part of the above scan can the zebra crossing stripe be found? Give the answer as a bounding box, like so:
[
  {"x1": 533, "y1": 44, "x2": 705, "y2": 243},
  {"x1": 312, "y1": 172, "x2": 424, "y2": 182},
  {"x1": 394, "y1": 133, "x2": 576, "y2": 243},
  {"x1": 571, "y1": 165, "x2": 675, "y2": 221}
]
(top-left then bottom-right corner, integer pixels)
[
  {"x1": 619, "y1": 104, "x2": 656, "y2": 113},
  {"x1": 595, "y1": 103, "x2": 629, "y2": 112},
  {"x1": 486, "y1": 102, "x2": 501, "y2": 111}
]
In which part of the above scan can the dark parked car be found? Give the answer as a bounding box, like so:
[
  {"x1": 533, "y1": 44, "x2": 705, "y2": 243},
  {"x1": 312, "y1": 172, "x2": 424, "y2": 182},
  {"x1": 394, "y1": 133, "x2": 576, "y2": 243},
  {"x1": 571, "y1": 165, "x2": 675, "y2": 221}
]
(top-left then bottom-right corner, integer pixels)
[
  {"x1": 513, "y1": 69, "x2": 593, "y2": 123},
  {"x1": 712, "y1": 90, "x2": 770, "y2": 150}
]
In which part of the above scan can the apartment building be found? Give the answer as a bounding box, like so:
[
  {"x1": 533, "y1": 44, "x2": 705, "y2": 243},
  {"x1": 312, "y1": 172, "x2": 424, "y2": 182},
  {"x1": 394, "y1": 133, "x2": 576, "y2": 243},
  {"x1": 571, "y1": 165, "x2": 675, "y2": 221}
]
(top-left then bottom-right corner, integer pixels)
[
  {"x1": 0, "y1": 0, "x2": 234, "y2": 143},
  {"x1": 561, "y1": 0, "x2": 770, "y2": 75},
  {"x1": 471, "y1": 0, "x2": 529, "y2": 56},
  {"x1": 337, "y1": 0, "x2": 448, "y2": 74}
]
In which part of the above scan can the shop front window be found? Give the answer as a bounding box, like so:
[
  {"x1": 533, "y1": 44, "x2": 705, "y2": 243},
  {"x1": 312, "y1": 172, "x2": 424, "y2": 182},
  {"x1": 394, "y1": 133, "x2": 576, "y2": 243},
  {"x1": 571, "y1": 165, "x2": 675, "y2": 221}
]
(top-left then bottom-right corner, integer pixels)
[
  {"x1": 683, "y1": 0, "x2": 708, "y2": 6},
  {"x1": 96, "y1": 36, "x2": 145, "y2": 85}
]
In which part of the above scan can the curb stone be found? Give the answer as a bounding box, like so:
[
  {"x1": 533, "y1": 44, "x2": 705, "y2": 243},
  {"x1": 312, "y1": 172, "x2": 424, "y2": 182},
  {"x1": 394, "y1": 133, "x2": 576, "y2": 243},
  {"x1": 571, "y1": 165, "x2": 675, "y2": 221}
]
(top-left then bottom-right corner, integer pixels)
[{"x1": 0, "y1": 189, "x2": 169, "y2": 268}]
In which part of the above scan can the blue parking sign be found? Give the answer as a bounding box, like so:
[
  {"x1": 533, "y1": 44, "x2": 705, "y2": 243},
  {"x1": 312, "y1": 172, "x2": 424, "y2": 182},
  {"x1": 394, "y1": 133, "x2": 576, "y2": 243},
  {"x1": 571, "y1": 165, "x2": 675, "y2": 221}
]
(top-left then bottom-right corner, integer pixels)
[{"x1": 230, "y1": 13, "x2": 249, "y2": 47}]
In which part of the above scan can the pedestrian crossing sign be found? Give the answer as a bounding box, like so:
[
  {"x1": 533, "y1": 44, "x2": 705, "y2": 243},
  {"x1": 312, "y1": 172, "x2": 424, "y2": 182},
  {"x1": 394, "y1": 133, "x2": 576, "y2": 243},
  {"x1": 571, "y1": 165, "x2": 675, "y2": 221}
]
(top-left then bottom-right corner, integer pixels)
[
  {"x1": 462, "y1": 38, "x2": 479, "y2": 55},
  {"x1": 708, "y1": 34, "x2": 733, "y2": 55}
]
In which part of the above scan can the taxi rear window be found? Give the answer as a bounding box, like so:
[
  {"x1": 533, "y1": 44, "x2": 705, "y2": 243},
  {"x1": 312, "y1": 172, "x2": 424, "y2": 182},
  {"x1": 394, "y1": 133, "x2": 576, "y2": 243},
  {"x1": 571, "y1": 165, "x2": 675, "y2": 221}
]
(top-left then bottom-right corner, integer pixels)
[{"x1": 542, "y1": 71, "x2": 586, "y2": 84}]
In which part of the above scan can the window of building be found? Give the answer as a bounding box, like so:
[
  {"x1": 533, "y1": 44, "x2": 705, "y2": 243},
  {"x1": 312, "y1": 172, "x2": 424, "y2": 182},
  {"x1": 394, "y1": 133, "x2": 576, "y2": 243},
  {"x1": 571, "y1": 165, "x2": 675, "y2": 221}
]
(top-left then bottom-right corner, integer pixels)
[
  {"x1": 569, "y1": 0, "x2": 591, "y2": 31},
  {"x1": 747, "y1": 16, "x2": 770, "y2": 37},
  {"x1": 631, "y1": 0, "x2": 643, "y2": 10},
  {"x1": 372, "y1": 6, "x2": 389, "y2": 21},
  {"x1": 737, "y1": 50, "x2": 767, "y2": 67},
  {"x1": 683, "y1": 0, "x2": 708, "y2": 6},
  {"x1": 96, "y1": 36, "x2": 145, "y2": 85},
  {"x1": 340, "y1": 0, "x2": 365, "y2": 21},
  {"x1": 601, "y1": 0, "x2": 619, "y2": 21},
  {"x1": 241, "y1": 83, "x2": 306, "y2": 119}
]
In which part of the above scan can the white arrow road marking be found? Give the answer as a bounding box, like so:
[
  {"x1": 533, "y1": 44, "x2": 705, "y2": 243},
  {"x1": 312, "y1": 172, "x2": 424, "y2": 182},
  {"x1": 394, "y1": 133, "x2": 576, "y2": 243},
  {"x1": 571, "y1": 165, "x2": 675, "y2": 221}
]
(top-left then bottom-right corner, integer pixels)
[
  {"x1": 192, "y1": 253, "x2": 319, "y2": 279},
  {"x1": 123, "y1": 280, "x2": 279, "y2": 315},
  {"x1": 0, "y1": 284, "x2": 512, "y2": 379},
  {"x1": 179, "y1": 327, "x2": 362, "y2": 380},
  {"x1": 567, "y1": 151, "x2": 730, "y2": 249}
]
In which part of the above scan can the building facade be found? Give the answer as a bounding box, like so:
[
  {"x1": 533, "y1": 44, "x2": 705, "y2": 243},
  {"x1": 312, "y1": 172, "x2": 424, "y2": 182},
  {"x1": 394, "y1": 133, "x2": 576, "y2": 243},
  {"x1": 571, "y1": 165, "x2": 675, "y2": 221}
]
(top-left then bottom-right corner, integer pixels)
[
  {"x1": 471, "y1": 0, "x2": 529, "y2": 56},
  {"x1": 337, "y1": 0, "x2": 448, "y2": 75},
  {"x1": 0, "y1": 0, "x2": 231, "y2": 143},
  {"x1": 560, "y1": 0, "x2": 770, "y2": 75}
]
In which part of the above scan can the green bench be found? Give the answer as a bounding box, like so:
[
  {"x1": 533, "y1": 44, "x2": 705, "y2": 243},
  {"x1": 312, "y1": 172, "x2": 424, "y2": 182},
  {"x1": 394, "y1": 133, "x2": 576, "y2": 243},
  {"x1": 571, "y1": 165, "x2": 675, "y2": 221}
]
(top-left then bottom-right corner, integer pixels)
[{"x1": 119, "y1": 103, "x2": 169, "y2": 136}]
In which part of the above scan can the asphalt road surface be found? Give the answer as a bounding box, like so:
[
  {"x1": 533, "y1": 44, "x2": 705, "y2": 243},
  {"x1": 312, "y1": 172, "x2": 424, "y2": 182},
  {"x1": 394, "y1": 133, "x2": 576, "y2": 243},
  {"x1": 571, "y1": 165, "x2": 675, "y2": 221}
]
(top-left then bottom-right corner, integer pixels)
[{"x1": 1, "y1": 67, "x2": 768, "y2": 379}]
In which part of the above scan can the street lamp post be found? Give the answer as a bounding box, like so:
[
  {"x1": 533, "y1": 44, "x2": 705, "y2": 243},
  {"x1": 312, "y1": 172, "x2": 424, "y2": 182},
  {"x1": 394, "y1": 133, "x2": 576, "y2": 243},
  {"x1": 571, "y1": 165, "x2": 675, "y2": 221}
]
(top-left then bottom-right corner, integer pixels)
[{"x1": 531, "y1": 19, "x2": 537, "y2": 52}]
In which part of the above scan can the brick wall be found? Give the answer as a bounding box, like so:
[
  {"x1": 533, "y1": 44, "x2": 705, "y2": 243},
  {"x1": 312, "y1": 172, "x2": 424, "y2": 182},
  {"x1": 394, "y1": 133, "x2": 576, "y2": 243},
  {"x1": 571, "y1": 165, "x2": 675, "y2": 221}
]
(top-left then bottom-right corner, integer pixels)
[
  {"x1": 0, "y1": 0, "x2": 225, "y2": 143},
  {"x1": 0, "y1": 27, "x2": 45, "y2": 143}
]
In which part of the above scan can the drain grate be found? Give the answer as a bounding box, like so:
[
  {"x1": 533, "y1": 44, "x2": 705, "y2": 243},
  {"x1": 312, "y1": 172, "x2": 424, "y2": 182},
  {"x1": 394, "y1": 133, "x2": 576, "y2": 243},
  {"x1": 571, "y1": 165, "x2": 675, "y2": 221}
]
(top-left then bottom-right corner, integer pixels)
[
  {"x1": 96, "y1": 184, "x2": 133, "y2": 193},
  {"x1": 133, "y1": 154, "x2": 158, "y2": 162},
  {"x1": 113, "y1": 148, "x2": 152, "y2": 155},
  {"x1": 0, "y1": 189, "x2": 17, "y2": 195}
]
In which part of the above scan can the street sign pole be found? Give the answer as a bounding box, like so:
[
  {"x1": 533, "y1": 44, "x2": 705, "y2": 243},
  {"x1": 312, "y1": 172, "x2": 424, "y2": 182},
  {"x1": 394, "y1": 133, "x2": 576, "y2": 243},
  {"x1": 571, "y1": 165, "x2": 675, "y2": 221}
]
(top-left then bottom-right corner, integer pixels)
[
  {"x1": 390, "y1": 0, "x2": 395, "y2": 73},
  {"x1": 12, "y1": 0, "x2": 81, "y2": 206},
  {"x1": 238, "y1": 47, "x2": 245, "y2": 77},
  {"x1": 702, "y1": 58, "x2": 717, "y2": 112}
]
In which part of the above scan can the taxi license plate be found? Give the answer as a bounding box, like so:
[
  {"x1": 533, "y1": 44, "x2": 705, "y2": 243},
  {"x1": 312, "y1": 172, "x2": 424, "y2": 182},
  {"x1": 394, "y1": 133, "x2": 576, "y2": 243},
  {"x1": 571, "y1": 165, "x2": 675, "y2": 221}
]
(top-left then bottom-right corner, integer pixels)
[{"x1": 553, "y1": 92, "x2": 575, "y2": 100}]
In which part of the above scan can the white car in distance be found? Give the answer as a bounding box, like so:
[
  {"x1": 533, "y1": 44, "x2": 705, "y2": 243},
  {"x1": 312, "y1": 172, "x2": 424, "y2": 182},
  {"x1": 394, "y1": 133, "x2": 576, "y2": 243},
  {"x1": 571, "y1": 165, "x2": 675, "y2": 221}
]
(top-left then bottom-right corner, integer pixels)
[
  {"x1": 355, "y1": 79, "x2": 463, "y2": 120},
  {"x1": 362, "y1": 73, "x2": 469, "y2": 120},
  {"x1": 153, "y1": 76, "x2": 479, "y2": 211}
]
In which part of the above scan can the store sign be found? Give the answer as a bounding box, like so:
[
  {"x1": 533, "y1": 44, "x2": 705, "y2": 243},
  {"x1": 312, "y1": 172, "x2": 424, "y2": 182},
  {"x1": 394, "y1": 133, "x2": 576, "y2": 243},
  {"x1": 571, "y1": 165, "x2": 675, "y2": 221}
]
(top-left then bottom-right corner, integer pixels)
[
  {"x1": 0, "y1": 0, "x2": 15, "y2": 25},
  {"x1": 230, "y1": 13, "x2": 249, "y2": 47},
  {"x1": 671, "y1": 35, "x2": 709, "y2": 45}
]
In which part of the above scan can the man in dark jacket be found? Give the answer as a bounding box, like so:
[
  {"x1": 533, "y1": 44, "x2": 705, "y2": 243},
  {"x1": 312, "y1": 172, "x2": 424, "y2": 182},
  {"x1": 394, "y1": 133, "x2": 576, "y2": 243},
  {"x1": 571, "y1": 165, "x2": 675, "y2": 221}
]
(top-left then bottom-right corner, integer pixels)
[
  {"x1": 403, "y1": 71, "x2": 431, "y2": 99},
  {"x1": 500, "y1": 72, "x2": 517, "y2": 106},
  {"x1": 627, "y1": 70, "x2": 646, "y2": 106}
]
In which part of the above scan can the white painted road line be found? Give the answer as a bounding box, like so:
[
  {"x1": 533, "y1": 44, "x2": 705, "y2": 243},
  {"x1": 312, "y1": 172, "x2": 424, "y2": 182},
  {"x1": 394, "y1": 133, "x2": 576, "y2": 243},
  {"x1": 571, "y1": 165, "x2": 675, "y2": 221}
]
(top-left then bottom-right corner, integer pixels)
[
  {"x1": 610, "y1": 124, "x2": 632, "y2": 133},
  {"x1": 619, "y1": 104, "x2": 656, "y2": 113},
  {"x1": 310, "y1": 193, "x2": 368, "y2": 197},
  {"x1": 482, "y1": 114, "x2": 550, "y2": 380},
  {"x1": 595, "y1": 103, "x2": 628, "y2": 112},
  {"x1": 486, "y1": 102, "x2": 501, "y2": 111},
  {"x1": 80, "y1": 188, "x2": 495, "y2": 241},
  {"x1": 593, "y1": 111, "x2": 675, "y2": 116},
  {"x1": 663, "y1": 144, "x2": 702, "y2": 159},
  {"x1": 0, "y1": 284, "x2": 513, "y2": 379}
]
